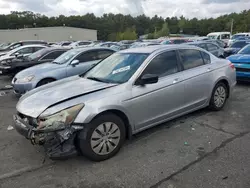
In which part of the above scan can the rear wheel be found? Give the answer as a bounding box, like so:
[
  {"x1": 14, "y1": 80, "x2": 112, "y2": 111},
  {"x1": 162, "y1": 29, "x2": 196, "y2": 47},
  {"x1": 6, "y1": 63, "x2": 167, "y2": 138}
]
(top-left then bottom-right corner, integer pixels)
[
  {"x1": 77, "y1": 113, "x2": 126, "y2": 161},
  {"x1": 36, "y1": 78, "x2": 55, "y2": 87},
  {"x1": 209, "y1": 82, "x2": 228, "y2": 111}
]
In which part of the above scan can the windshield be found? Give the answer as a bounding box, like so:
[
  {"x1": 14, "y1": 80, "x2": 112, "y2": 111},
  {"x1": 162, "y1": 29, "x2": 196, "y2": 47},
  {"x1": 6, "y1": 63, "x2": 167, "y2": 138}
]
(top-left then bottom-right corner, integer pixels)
[
  {"x1": 208, "y1": 35, "x2": 218, "y2": 39},
  {"x1": 53, "y1": 49, "x2": 78, "y2": 64},
  {"x1": 83, "y1": 53, "x2": 149, "y2": 83},
  {"x1": 230, "y1": 41, "x2": 247, "y2": 48},
  {"x1": 231, "y1": 34, "x2": 245, "y2": 40},
  {"x1": 28, "y1": 48, "x2": 48, "y2": 60},
  {"x1": 238, "y1": 44, "x2": 250, "y2": 54}
]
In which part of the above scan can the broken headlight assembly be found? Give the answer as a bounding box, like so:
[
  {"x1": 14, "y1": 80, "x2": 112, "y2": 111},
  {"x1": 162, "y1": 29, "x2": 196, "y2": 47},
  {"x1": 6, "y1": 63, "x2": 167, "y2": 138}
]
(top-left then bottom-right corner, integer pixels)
[{"x1": 36, "y1": 104, "x2": 84, "y2": 132}]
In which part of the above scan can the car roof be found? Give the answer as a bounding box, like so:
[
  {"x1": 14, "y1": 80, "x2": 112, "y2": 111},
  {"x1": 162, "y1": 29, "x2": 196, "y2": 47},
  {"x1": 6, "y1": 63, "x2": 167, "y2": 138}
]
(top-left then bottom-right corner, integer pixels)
[
  {"x1": 187, "y1": 41, "x2": 216, "y2": 45},
  {"x1": 16, "y1": 44, "x2": 47, "y2": 49},
  {"x1": 69, "y1": 47, "x2": 116, "y2": 53},
  {"x1": 120, "y1": 44, "x2": 200, "y2": 54}
]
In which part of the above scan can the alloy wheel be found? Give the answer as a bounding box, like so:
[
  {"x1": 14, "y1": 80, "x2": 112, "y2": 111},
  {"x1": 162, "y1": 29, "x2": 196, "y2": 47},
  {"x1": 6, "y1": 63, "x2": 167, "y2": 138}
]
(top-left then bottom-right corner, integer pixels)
[
  {"x1": 90, "y1": 122, "x2": 121, "y2": 155},
  {"x1": 214, "y1": 86, "x2": 226, "y2": 108}
]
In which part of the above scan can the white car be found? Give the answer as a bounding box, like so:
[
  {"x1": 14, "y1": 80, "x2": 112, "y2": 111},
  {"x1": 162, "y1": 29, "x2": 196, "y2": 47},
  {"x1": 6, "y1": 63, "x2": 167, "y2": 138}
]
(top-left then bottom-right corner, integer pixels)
[
  {"x1": 0, "y1": 44, "x2": 47, "y2": 64},
  {"x1": 207, "y1": 32, "x2": 231, "y2": 46},
  {"x1": 69, "y1": 41, "x2": 94, "y2": 48}
]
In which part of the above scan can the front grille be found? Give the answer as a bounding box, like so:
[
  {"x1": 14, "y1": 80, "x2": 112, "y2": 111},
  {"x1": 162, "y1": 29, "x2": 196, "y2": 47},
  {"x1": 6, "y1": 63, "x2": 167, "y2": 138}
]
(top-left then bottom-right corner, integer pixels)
[
  {"x1": 236, "y1": 67, "x2": 250, "y2": 72},
  {"x1": 17, "y1": 112, "x2": 38, "y2": 127}
]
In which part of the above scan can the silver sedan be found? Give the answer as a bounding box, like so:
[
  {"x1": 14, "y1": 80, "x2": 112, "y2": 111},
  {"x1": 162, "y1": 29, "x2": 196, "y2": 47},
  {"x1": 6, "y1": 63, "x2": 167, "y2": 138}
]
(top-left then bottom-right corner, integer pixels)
[{"x1": 13, "y1": 45, "x2": 236, "y2": 161}]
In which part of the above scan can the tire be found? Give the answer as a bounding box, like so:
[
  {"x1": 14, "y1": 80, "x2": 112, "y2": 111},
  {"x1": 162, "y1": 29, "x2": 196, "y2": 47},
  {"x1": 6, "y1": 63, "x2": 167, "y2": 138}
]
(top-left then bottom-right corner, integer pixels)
[
  {"x1": 209, "y1": 82, "x2": 228, "y2": 111},
  {"x1": 77, "y1": 113, "x2": 126, "y2": 161},
  {"x1": 36, "y1": 78, "x2": 55, "y2": 87}
]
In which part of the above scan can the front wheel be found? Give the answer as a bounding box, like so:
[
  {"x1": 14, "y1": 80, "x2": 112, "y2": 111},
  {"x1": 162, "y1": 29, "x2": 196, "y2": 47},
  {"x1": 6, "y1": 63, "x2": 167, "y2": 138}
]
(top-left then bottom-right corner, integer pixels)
[
  {"x1": 209, "y1": 82, "x2": 228, "y2": 111},
  {"x1": 77, "y1": 113, "x2": 126, "y2": 161}
]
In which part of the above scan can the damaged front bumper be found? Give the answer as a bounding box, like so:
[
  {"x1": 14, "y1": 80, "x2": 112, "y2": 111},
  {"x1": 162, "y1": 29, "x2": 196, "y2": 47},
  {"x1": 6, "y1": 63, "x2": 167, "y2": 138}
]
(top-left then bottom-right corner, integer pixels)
[{"x1": 13, "y1": 114, "x2": 83, "y2": 159}]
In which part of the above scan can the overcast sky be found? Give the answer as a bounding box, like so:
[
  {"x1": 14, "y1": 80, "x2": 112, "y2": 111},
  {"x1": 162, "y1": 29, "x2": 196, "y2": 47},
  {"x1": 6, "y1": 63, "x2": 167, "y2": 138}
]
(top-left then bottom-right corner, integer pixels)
[{"x1": 0, "y1": 0, "x2": 249, "y2": 18}]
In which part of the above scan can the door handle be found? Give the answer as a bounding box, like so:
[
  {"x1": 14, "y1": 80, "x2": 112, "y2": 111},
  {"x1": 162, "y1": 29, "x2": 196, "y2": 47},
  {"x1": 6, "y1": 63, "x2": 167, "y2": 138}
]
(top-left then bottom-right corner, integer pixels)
[{"x1": 173, "y1": 78, "x2": 179, "y2": 84}]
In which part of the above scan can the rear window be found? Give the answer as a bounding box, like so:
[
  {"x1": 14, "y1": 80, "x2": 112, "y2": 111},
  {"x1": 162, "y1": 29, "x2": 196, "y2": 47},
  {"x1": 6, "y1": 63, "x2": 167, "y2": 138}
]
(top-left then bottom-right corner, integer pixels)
[{"x1": 230, "y1": 41, "x2": 247, "y2": 48}]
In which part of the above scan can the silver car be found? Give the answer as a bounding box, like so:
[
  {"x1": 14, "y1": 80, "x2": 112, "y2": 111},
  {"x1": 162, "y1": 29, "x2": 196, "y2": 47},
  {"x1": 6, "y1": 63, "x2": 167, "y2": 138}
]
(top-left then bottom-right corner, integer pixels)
[
  {"x1": 13, "y1": 45, "x2": 236, "y2": 161},
  {"x1": 12, "y1": 47, "x2": 116, "y2": 94}
]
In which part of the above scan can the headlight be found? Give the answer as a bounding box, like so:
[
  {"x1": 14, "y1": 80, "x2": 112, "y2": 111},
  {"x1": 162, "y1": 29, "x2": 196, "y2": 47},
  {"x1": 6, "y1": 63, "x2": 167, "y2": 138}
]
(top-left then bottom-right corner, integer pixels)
[
  {"x1": 37, "y1": 104, "x2": 84, "y2": 131},
  {"x1": 16, "y1": 75, "x2": 35, "y2": 83}
]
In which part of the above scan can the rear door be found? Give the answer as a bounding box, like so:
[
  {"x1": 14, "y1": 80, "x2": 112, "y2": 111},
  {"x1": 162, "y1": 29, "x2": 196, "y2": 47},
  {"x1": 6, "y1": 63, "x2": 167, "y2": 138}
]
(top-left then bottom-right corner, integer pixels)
[
  {"x1": 177, "y1": 49, "x2": 214, "y2": 111},
  {"x1": 130, "y1": 50, "x2": 185, "y2": 130}
]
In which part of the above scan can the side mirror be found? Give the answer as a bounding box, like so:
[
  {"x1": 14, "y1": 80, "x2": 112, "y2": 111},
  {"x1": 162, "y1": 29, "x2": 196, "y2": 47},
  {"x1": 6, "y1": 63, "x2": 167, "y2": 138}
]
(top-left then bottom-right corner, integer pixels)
[
  {"x1": 135, "y1": 74, "x2": 158, "y2": 85},
  {"x1": 14, "y1": 52, "x2": 20, "y2": 57},
  {"x1": 71, "y1": 59, "x2": 79, "y2": 66}
]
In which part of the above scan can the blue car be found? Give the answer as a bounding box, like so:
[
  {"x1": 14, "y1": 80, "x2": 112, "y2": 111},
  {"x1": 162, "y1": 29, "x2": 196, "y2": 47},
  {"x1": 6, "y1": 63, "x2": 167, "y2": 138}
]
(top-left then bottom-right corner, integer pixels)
[
  {"x1": 227, "y1": 44, "x2": 250, "y2": 81},
  {"x1": 12, "y1": 47, "x2": 116, "y2": 94}
]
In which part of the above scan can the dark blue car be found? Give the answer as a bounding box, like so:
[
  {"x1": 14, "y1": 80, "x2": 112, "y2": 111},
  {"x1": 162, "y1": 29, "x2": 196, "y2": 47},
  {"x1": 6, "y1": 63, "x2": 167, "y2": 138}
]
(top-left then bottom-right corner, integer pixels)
[{"x1": 227, "y1": 44, "x2": 250, "y2": 81}]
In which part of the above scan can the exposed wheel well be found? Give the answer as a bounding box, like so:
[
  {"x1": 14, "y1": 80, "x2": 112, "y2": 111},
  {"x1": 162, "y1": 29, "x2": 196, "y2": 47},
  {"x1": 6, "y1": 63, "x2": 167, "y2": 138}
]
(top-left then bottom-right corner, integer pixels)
[
  {"x1": 217, "y1": 79, "x2": 230, "y2": 98},
  {"x1": 36, "y1": 78, "x2": 56, "y2": 87},
  {"x1": 93, "y1": 110, "x2": 132, "y2": 139}
]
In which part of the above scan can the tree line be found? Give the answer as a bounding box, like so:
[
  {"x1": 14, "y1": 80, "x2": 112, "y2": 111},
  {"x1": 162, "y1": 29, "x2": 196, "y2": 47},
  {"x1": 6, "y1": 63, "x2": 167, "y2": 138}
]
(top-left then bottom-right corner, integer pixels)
[{"x1": 0, "y1": 10, "x2": 249, "y2": 41}]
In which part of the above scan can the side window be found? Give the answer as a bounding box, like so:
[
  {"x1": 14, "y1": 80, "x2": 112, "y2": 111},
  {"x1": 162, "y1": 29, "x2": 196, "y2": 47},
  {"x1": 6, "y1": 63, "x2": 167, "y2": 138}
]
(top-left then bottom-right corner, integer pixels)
[
  {"x1": 221, "y1": 34, "x2": 230, "y2": 39},
  {"x1": 33, "y1": 47, "x2": 44, "y2": 52},
  {"x1": 97, "y1": 50, "x2": 114, "y2": 59},
  {"x1": 16, "y1": 47, "x2": 33, "y2": 54},
  {"x1": 198, "y1": 44, "x2": 207, "y2": 50},
  {"x1": 201, "y1": 51, "x2": 211, "y2": 64},
  {"x1": 207, "y1": 43, "x2": 218, "y2": 51},
  {"x1": 11, "y1": 43, "x2": 21, "y2": 49},
  {"x1": 179, "y1": 49, "x2": 204, "y2": 70},
  {"x1": 41, "y1": 51, "x2": 66, "y2": 60},
  {"x1": 142, "y1": 51, "x2": 179, "y2": 78},
  {"x1": 75, "y1": 51, "x2": 98, "y2": 63}
]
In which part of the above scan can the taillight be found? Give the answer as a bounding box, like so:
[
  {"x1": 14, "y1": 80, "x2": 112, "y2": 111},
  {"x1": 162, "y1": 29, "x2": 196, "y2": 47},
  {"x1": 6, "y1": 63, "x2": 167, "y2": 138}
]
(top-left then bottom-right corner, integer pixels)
[{"x1": 229, "y1": 63, "x2": 235, "y2": 70}]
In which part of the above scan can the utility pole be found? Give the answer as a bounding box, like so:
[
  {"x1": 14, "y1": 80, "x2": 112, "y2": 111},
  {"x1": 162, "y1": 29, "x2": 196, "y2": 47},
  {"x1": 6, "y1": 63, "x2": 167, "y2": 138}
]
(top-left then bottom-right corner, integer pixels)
[{"x1": 230, "y1": 19, "x2": 234, "y2": 35}]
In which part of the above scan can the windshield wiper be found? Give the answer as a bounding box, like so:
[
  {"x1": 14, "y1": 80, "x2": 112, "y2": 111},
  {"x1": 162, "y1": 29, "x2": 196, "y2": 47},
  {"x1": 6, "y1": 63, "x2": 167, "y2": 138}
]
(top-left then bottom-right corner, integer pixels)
[
  {"x1": 51, "y1": 61, "x2": 59, "y2": 64},
  {"x1": 87, "y1": 76, "x2": 107, "y2": 83}
]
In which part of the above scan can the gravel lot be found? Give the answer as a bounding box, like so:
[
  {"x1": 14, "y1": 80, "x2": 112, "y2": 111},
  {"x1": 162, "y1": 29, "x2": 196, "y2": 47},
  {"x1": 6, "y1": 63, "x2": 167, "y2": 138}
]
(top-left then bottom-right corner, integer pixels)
[{"x1": 0, "y1": 75, "x2": 250, "y2": 188}]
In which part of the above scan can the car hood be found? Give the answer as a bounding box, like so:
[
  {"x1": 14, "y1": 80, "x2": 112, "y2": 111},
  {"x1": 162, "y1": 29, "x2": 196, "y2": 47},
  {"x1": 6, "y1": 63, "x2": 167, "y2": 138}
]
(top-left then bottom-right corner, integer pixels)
[
  {"x1": 14, "y1": 62, "x2": 60, "y2": 78},
  {"x1": 227, "y1": 54, "x2": 250, "y2": 63},
  {"x1": 16, "y1": 76, "x2": 117, "y2": 118}
]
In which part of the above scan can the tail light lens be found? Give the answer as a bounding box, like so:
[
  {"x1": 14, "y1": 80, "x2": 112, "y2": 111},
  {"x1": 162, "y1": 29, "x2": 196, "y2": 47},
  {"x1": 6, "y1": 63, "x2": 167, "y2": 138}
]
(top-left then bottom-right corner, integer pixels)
[{"x1": 229, "y1": 63, "x2": 235, "y2": 70}]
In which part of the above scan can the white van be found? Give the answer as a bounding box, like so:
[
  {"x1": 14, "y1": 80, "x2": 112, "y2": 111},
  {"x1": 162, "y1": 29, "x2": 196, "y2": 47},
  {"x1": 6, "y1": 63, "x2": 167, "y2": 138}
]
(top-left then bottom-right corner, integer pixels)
[
  {"x1": 227, "y1": 32, "x2": 250, "y2": 46},
  {"x1": 207, "y1": 32, "x2": 231, "y2": 46}
]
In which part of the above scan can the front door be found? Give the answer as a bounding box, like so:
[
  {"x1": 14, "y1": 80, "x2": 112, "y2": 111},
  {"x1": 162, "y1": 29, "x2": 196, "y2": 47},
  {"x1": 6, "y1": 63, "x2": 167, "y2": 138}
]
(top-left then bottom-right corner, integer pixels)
[
  {"x1": 128, "y1": 50, "x2": 185, "y2": 131},
  {"x1": 66, "y1": 50, "x2": 100, "y2": 77}
]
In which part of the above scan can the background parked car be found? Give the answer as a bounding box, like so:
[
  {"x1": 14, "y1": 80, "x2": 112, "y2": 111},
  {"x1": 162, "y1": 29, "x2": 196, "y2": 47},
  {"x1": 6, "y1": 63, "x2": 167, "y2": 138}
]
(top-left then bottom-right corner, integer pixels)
[
  {"x1": 69, "y1": 41, "x2": 94, "y2": 48},
  {"x1": 227, "y1": 44, "x2": 250, "y2": 81},
  {"x1": 227, "y1": 33, "x2": 250, "y2": 46},
  {"x1": 207, "y1": 32, "x2": 231, "y2": 46},
  {"x1": 161, "y1": 38, "x2": 188, "y2": 44},
  {"x1": 12, "y1": 47, "x2": 116, "y2": 94},
  {"x1": 95, "y1": 42, "x2": 119, "y2": 48},
  {"x1": 13, "y1": 45, "x2": 236, "y2": 161},
  {"x1": 0, "y1": 47, "x2": 69, "y2": 75},
  {"x1": 187, "y1": 41, "x2": 224, "y2": 57},
  {"x1": 0, "y1": 40, "x2": 48, "y2": 53},
  {"x1": 130, "y1": 42, "x2": 159, "y2": 48},
  {"x1": 0, "y1": 44, "x2": 47, "y2": 74},
  {"x1": 224, "y1": 40, "x2": 250, "y2": 57}
]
